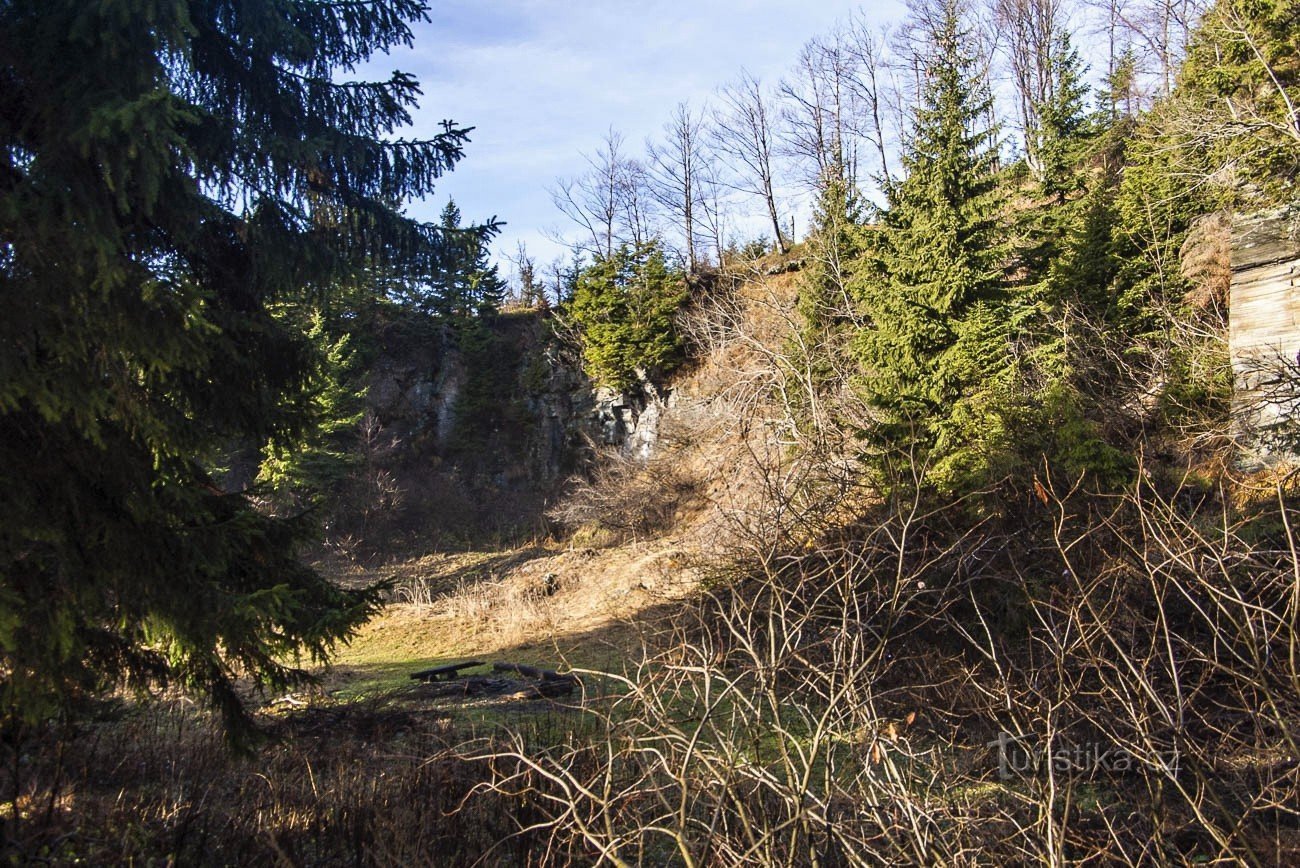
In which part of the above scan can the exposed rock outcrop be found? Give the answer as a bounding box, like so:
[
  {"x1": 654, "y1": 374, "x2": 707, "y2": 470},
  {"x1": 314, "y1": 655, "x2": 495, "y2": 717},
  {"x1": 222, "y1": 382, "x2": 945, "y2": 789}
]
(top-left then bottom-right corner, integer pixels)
[
  {"x1": 357, "y1": 310, "x2": 671, "y2": 542},
  {"x1": 1230, "y1": 206, "x2": 1300, "y2": 462}
]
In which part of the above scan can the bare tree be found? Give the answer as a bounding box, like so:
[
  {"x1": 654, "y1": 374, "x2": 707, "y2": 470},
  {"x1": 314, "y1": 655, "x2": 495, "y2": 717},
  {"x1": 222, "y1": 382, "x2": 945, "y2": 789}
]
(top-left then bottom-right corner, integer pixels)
[
  {"x1": 544, "y1": 253, "x2": 580, "y2": 305},
  {"x1": 617, "y1": 154, "x2": 654, "y2": 251},
  {"x1": 844, "y1": 12, "x2": 898, "y2": 189},
  {"x1": 695, "y1": 153, "x2": 731, "y2": 269},
  {"x1": 510, "y1": 241, "x2": 546, "y2": 309},
  {"x1": 712, "y1": 71, "x2": 790, "y2": 254},
  {"x1": 780, "y1": 30, "x2": 861, "y2": 192},
  {"x1": 1088, "y1": 0, "x2": 1126, "y2": 86},
  {"x1": 1086, "y1": 0, "x2": 1208, "y2": 104},
  {"x1": 1121, "y1": 0, "x2": 1175, "y2": 98},
  {"x1": 646, "y1": 102, "x2": 708, "y2": 272},
  {"x1": 549, "y1": 133, "x2": 619, "y2": 259},
  {"x1": 549, "y1": 128, "x2": 652, "y2": 259},
  {"x1": 992, "y1": 0, "x2": 1068, "y2": 174}
]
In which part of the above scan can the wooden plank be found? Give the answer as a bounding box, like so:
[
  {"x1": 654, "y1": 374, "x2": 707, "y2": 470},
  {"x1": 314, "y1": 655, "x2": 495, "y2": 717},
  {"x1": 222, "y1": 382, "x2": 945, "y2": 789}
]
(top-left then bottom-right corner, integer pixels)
[{"x1": 409, "y1": 661, "x2": 487, "y2": 682}]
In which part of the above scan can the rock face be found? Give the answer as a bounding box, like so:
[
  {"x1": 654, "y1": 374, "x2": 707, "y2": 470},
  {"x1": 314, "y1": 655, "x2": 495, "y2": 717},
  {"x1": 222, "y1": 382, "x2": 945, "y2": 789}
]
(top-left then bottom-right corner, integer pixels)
[
  {"x1": 1230, "y1": 206, "x2": 1300, "y2": 461},
  {"x1": 366, "y1": 314, "x2": 590, "y2": 477},
  {"x1": 592, "y1": 383, "x2": 668, "y2": 460},
  {"x1": 358, "y1": 311, "x2": 667, "y2": 540},
  {"x1": 365, "y1": 322, "x2": 454, "y2": 445}
]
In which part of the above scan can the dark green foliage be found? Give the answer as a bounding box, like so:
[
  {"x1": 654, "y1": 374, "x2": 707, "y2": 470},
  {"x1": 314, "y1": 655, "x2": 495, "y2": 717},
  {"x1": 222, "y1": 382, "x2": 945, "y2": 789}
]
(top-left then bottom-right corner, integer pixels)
[
  {"x1": 723, "y1": 236, "x2": 774, "y2": 265},
  {"x1": 568, "y1": 242, "x2": 688, "y2": 391},
  {"x1": 1014, "y1": 383, "x2": 1135, "y2": 486},
  {"x1": 1046, "y1": 182, "x2": 1127, "y2": 315},
  {"x1": 1112, "y1": 0, "x2": 1297, "y2": 251},
  {"x1": 798, "y1": 170, "x2": 866, "y2": 339},
  {"x1": 1115, "y1": 113, "x2": 1208, "y2": 282},
  {"x1": 448, "y1": 317, "x2": 529, "y2": 457},
  {"x1": 1033, "y1": 32, "x2": 1092, "y2": 205},
  {"x1": 396, "y1": 200, "x2": 507, "y2": 317},
  {"x1": 852, "y1": 0, "x2": 1014, "y2": 492},
  {"x1": 1011, "y1": 198, "x2": 1139, "y2": 491},
  {"x1": 1092, "y1": 1, "x2": 1300, "y2": 450},
  {"x1": 256, "y1": 307, "x2": 365, "y2": 513},
  {"x1": 794, "y1": 169, "x2": 867, "y2": 391},
  {"x1": 0, "y1": 0, "x2": 476, "y2": 739},
  {"x1": 1008, "y1": 133, "x2": 1154, "y2": 491},
  {"x1": 1109, "y1": 111, "x2": 1221, "y2": 438},
  {"x1": 1015, "y1": 43, "x2": 1095, "y2": 286},
  {"x1": 1099, "y1": 48, "x2": 1140, "y2": 121}
]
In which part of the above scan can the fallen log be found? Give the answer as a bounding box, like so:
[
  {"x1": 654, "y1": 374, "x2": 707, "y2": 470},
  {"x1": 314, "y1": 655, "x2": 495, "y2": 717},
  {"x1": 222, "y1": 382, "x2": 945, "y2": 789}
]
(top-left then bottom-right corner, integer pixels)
[
  {"x1": 505, "y1": 679, "x2": 577, "y2": 700},
  {"x1": 415, "y1": 674, "x2": 577, "y2": 701},
  {"x1": 491, "y1": 661, "x2": 574, "y2": 682},
  {"x1": 409, "y1": 661, "x2": 486, "y2": 682},
  {"x1": 416, "y1": 676, "x2": 512, "y2": 698}
]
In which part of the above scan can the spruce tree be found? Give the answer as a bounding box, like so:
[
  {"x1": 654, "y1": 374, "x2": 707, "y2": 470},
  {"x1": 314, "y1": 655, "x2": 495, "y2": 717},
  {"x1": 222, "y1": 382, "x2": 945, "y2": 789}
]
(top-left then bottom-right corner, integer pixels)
[
  {"x1": 1100, "y1": 48, "x2": 1140, "y2": 120},
  {"x1": 255, "y1": 309, "x2": 365, "y2": 515},
  {"x1": 798, "y1": 166, "x2": 866, "y2": 344},
  {"x1": 569, "y1": 242, "x2": 687, "y2": 392},
  {"x1": 0, "y1": 0, "x2": 481, "y2": 738},
  {"x1": 1021, "y1": 176, "x2": 1137, "y2": 488},
  {"x1": 1033, "y1": 32, "x2": 1091, "y2": 206},
  {"x1": 1017, "y1": 32, "x2": 1093, "y2": 294},
  {"x1": 793, "y1": 164, "x2": 867, "y2": 420},
  {"x1": 1176, "y1": 0, "x2": 1300, "y2": 203},
  {"x1": 1047, "y1": 183, "x2": 1126, "y2": 316},
  {"x1": 852, "y1": 0, "x2": 1010, "y2": 491},
  {"x1": 405, "y1": 200, "x2": 506, "y2": 316}
]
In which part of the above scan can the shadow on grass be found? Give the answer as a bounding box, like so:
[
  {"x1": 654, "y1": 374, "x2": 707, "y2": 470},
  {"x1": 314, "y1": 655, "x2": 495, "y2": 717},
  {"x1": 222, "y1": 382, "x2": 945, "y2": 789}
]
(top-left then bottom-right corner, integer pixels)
[
  {"x1": 317, "y1": 543, "x2": 560, "y2": 599},
  {"x1": 320, "y1": 597, "x2": 685, "y2": 728}
]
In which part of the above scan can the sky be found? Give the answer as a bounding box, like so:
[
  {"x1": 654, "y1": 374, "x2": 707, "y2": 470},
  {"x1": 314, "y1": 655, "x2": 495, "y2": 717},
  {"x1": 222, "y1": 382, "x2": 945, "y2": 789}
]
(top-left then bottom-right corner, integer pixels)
[{"x1": 365, "y1": 0, "x2": 905, "y2": 277}]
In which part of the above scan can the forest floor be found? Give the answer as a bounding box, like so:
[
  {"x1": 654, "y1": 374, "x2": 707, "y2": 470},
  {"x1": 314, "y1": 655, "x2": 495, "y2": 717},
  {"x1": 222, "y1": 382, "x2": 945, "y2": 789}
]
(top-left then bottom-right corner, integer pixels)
[{"x1": 306, "y1": 534, "x2": 701, "y2": 710}]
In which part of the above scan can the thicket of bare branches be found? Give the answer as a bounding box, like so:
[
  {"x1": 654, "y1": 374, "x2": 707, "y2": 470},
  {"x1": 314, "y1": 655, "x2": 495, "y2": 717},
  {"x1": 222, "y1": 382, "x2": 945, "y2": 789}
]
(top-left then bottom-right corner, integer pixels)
[
  {"x1": 461, "y1": 455, "x2": 1300, "y2": 864},
  {"x1": 452, "y1": 211, "x2": 1300, "y2": 864},
  {"x1": 546, "y1": 441, "x2": 703, "y2": 543}
]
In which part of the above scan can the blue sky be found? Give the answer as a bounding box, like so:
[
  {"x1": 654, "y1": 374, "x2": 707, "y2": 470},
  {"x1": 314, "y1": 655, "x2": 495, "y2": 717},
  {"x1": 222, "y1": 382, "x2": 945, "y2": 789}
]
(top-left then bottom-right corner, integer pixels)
[{"x1": 369, "y1": 1, "x2": 904, "y2": 275}]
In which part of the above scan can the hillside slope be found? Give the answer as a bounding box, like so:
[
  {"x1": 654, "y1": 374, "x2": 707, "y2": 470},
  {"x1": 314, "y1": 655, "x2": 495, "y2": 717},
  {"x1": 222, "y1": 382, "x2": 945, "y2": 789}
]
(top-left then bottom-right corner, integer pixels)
[{"x1": 317, "y1": 258, "x2": 810, "y2": 688}]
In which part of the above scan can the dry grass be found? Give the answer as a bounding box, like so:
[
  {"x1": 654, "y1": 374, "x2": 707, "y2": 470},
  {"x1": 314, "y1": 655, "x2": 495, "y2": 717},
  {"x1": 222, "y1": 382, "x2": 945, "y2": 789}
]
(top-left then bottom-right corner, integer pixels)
[
  {"x1": 10, "y1": 262, "x2": 1299, "y2": 866},
  {"x1": 0, "y1": 695, "x2": 588, "y2": 866},
  {"x1": 311, "y1": 536, "x2": 698, "y2": 703}
]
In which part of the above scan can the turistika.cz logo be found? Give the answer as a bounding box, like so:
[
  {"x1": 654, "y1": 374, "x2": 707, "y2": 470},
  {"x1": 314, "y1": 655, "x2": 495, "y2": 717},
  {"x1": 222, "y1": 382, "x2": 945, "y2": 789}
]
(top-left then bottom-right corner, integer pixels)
[{"x1": 987, "y1": 732, "x2": 1180, "y2": 781}]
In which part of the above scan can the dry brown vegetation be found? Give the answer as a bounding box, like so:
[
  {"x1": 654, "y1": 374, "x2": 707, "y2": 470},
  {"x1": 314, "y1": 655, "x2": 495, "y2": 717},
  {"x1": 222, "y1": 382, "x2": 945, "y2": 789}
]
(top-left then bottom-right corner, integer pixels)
[
  {"x1": 454, "y1": 469, "x2": 1300, "y2": 865},
  {"x1": 5, "y1": 260, "x2": 1300, "y2": 866}
]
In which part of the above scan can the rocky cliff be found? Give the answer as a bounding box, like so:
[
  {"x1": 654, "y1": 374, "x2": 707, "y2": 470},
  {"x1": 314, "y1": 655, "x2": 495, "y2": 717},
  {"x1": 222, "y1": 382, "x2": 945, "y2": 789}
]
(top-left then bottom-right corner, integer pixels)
[{"x1": 359, "y1": 309, "x2": 668, "y2": 544}]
